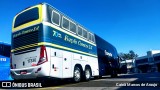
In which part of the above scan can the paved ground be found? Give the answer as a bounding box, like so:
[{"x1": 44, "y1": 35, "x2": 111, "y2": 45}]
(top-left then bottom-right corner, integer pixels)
[
  {"x1": 1, "y1": 72, "x2": 160, "y2": 90},
  {"x1": 38, "y1": 72, "x2": 160, "y2": 90}
]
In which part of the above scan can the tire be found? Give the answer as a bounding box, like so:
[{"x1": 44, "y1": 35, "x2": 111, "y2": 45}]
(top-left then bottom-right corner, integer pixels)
[
  {"x1": 73, "y1": 67, "x2": 81, "y2": 82},
  {"x1": 84, "y1": 68, "x2": 91, "y2": 81}
]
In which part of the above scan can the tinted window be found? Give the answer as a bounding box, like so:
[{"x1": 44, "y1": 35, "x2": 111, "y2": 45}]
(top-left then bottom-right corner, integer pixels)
[
  {"x1": 0, "y1": 44, "x2": 10, "y2": 57},
  {"x1": 88, "y1": 33, "x2": 92, "y2": 41},
  {"x1": 62, "y1": 17, "x2": 69, "y2": 30},
  {"x1": 148, "y1": 57, "x2": 154, "y2": 62},
  {"x1": 83, "y1": 29, "x2": 88, "y2": 39},
  {"x1": 91, "y1": 34, "x2": 95, "y2": 43},
  {"x1": 14, "y1": 7, "x2": 39, "y2": 28},
  {"x1": 154, "y1": 55, "x2": 160, "y2": 61},
  {"x1": 136, "y1": 58, "x2": 148, "y2": 64},
  {"x1": 0, "y1": 45, "x2": 3, "y2": 55},
  {"x1": 51, "y1": 11, "x2": 60, "y2": 25},
  {"x1": 78, "y1": 26, "x2": 83, "y2": 36},
  {"x1": 70, "y1": 22, "x2": 76, "y2": 33}
]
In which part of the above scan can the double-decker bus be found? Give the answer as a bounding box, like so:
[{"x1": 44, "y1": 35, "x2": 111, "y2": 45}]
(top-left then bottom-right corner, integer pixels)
[
  {"x1": 0, "y1": 42, "x2": 12, "y2": 81},
  {"x1": 11, "y1": 3, "x2": 120, "y2": 82}
]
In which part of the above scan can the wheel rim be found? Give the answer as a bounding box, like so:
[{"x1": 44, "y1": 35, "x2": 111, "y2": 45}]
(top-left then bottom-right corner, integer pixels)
[
  {"x1": 85, "y1": 69, "x2": 90, "y2": 79},
  {"x1": 74, "y1": 69, "x2": 80, "y2": 81}
]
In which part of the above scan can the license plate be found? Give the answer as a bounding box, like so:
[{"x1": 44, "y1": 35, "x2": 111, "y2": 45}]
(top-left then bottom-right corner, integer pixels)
[
  {"x1": 27, "y1": 57, "x2": 36, "y2": 63},
  {"x1": 20, "y1": 70, "x2": 27, "y2": 74}
]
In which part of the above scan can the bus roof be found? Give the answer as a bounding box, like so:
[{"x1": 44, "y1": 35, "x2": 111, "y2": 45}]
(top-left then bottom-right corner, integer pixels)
[
  {"x1": 0, "y1": 41, "x2": 11, "y2": 46},
  {"x1": 43, "y1": 2, "x2": 95, "y2": 35}
]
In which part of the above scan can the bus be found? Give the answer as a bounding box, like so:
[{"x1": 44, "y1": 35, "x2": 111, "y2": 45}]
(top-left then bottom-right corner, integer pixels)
[
  {"x1": 0, "y1": 42, "x2": 12, "y2": 81},
  {"x1": 11, "y1": 3, "x2": 120, "y2": 82}
]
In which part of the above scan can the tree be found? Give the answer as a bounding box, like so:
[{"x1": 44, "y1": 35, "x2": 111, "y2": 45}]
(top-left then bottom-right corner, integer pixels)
[
  {"x1": 119, "y1": 50, "x2": 138, "y2": 60},
  {"x1": 129, "y1": 50, "x2": 138, "y2": 59}
]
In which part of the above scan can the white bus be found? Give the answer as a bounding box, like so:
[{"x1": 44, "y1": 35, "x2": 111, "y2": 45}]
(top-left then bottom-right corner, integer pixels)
[{"x1": 11, "y1": 3, "x2": 120, "y2": 82}]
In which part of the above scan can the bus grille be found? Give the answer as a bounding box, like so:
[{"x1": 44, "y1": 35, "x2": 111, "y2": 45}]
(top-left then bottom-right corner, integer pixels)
[{"x1": 12, "y1": 31, "x2": 38, "y2": 52}]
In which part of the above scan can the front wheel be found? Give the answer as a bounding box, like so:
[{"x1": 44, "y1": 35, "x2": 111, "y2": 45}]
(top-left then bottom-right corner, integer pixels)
[{"x1": 73, "y1": 67, "x2": 81, "y2": 82}]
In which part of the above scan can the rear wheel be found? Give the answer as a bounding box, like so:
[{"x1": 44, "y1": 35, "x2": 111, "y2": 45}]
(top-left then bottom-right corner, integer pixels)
[
  {"x1": 84, "y1": 68, "x2": 91, "y2": 81},
  {"x1": 73, "y1": 67, "x2": 81, "y2": 82}
]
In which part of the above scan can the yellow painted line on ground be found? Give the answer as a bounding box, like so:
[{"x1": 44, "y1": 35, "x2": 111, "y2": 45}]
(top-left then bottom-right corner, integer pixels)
[
  {"x1": 37, "y1": 86, "x2": 63, "y2": 90},
  {"x1": 35, "y1": 81, "x2": 90, "y2": 90}
]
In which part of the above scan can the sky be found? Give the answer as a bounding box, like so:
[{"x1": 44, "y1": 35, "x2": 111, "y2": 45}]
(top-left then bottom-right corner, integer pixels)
[{"x1": 0, "y1": 0, "x2": 160, "y2": 56}]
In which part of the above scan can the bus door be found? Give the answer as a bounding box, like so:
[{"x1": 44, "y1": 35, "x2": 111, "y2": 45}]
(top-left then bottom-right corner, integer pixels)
[{"x1": 62, "y1": 51, "x2": 72, "y2": 78}]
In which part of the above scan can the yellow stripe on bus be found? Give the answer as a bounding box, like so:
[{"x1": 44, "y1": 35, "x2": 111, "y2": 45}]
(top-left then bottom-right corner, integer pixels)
[
  {"x1": 11, "y1": 43, "x2": 38, "y2": 52},
  {"x1": 11, "y1": 42, "x2": 97, "y2": 58},
  {"x1": 38, "y1": 42, "x2": 97, "y2": 57},
  {"x1": 12, "y1": 5, "x2": 43, "y2": 32}
]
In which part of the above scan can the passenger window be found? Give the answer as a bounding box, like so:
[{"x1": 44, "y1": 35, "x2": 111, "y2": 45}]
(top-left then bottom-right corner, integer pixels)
[
  {"x1": 70, "y1": 22, "x2": 76, "y2": 33},
  {"x1": 83, "y1": 29, "x2": 88, "y2": 39},
  {"x1": 2, "y1": 45, "x2": 4, "y2": 51},
  {"x1": 88, "y1": 33, "x2": 92, "y2": 41},
  {"x1": 51, "y1": 11, "x2": 60, "y2": 26},
  {"x1": 78, "y1": 26, "x2": 83, "y2": 36},
  {"x1": 62, "y1": 17, "x2": 69, "y2": 30},
  {"x1": 91, "y1": 34, "x2": 95, "y2": 43}
]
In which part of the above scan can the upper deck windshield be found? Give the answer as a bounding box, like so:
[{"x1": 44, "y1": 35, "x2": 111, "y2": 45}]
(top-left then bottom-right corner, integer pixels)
[
  {"x1": 12, "y1": 5, "x2": 42, "y2": 53},
  {"x1": 14, "y1": 7, "x2": 39, "y2": 28}
]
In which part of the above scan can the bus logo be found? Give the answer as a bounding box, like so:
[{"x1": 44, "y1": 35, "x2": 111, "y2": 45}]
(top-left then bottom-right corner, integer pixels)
[
  {"x1": 104, "y1": 50, "x2": 112, "y2": 57},
  {"x1": 2, "y1": 82, "x2": 11, "y2": 87}
]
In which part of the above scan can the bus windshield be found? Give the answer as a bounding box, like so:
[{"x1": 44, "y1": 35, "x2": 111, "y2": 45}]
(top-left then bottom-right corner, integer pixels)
[
  {"x1": 14, "y1": 7, "x2": 39, "y2": 28},
  {"x1": 0, "y1": 44, "x2": 10, "y2": 57}
]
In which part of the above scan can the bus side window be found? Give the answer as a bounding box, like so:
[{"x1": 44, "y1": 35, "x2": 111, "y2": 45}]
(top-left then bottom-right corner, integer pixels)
[
  {"x1": 2, "y1": 45, "x2": 4, "y2": 52},
  {"x1": 83, "y1": 29, "x2": 88, "y2": 39},
  {"x1": 77, "y1": 26, "x2": 83, "y2": 36},
  {"x1": 70, "y1": 21, "x2": 76, "y2": 33},
  {"x1": 0, "y1": 45, "x2": 2, "y2": 55},
  {"x1": 88, "y1": 33, "x2": 92, "y2": 41},
  {"x1": 51, "y1": 10, "x2": 60, "y2": 26},
  {"x1": 91, "y1": 34, "x2": 95, "y2": 43},
  {"x1": 62, "y1": 17, "x2": 69, "y2": 30},
  {"x1": 51, "y1": 11, "x2": 60, "y2": 26}
]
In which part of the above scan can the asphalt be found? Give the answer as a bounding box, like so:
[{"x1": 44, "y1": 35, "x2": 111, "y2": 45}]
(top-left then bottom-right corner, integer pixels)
[{"x1": 0, "y1": 72, "x2": 160, "y2": 90}]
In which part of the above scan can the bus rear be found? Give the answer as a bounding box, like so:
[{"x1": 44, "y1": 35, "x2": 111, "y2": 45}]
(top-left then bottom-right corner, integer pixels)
[{"x1": 11, "y1": 4, "x2": 50, "y2": 80}]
